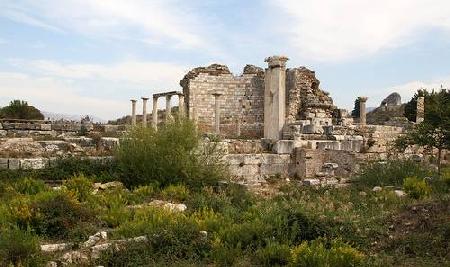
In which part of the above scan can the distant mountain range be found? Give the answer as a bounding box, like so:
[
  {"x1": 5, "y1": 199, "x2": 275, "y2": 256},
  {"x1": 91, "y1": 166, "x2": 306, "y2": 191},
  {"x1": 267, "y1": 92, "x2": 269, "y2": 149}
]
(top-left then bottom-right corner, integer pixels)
[{"x1": 41, "y1": 111, "x2": 106, "y2": 123}]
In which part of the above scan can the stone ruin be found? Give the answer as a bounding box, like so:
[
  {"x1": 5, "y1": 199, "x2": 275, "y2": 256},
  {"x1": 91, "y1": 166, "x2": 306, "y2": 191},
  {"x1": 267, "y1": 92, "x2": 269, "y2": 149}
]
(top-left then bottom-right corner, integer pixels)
[
  {"x1": 125, "y1": 55, "x2": 430, "y2": 186},
  {"x1": 2, "y1": 55, "x2": 436, "y2": 187}
]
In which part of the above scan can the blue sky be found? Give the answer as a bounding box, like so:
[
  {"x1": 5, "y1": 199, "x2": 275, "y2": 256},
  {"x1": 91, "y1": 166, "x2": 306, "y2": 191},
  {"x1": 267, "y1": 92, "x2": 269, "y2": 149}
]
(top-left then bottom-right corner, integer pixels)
[{"x1": 1, "y1": 0, "x2": 450, "y2": 120}]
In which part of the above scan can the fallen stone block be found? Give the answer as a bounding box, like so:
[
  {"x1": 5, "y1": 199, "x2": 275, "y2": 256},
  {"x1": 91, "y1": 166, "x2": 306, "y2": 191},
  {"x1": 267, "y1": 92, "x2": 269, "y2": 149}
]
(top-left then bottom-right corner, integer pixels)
[
  {"x1": 303, "y1": 179, "x2": 321, "y2": 186},
  {"x1": 394, "y1": 190, "x2": 406, "y2": 197},
  {"x1": 372, "y1": 186, "x2": 382, "y2": 192},
  {"x1": 41, "y1": 243, "x2": 73, "y2": 253}
]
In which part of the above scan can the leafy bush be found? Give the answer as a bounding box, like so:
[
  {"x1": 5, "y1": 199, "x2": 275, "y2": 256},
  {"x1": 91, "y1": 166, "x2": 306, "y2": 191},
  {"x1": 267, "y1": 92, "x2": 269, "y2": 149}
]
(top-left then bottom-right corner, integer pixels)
[
  {"x1": 355, "y1": 159, "x2": 433, "y2": 187},
  {"x1": 161, "y1": 184, "x2": 189, "y2": 202},
  {"x1": 441, "y1": 167, "x2": 450, "y2": 187},
  {"x1": 0, "y1": 99, "x2": 44, "y2": 120},
  {"x1": 27, "y1": 191, "x2": 97, "y2": 239},
  {"x1": 290, "y1": 239, "x2": 364, "y2": 267},
  {"x1": 0, "y1": 227, "x2": 43, "y2": 267},
  {"x1": 116, "y1": 118, "x2": 226, "y2": 189},
  {"x1": 403, "y1": 177, "x2": 431, "y2": 199},
  {"x1": 64, "y1": 174, "x2": 93, "y2": 202},
  {"x1": 12, "y1": 177, "x2": 48, "y2": 195},
  {"x1": 254, "y1": 242, "x2": 291, "y2": 266}
]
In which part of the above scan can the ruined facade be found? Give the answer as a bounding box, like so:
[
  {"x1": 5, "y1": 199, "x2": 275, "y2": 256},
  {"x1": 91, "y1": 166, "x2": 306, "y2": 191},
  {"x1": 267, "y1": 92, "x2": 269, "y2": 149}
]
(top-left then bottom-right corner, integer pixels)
[{"x1": 179, "y1": 56, "x2": 335, "y2": 139}]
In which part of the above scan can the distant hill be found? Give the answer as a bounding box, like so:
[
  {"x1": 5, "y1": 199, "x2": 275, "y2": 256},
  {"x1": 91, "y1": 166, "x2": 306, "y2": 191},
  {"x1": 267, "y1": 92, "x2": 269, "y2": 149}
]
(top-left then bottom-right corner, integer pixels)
[{"x1": 42, "y1": 111, "x2": 106, "y2": 123}]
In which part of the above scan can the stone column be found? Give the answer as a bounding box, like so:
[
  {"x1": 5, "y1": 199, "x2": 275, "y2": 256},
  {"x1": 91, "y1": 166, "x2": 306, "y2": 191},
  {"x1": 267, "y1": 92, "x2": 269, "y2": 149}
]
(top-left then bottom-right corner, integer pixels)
[
  {"x1": 212, "y1": 93, "x2": 222, "y2": 134},
  {"x1": 416, "y1": 96, "x2": 425, "y2": 123},
  {"x1": 152, "y1": 96, "x2": 158, "y2": 129},
  {"x1": 264, "y1": 55, "x2": 289, "y2": 140},
  {"x1": 142, "y1": 97, "x2": 149, "y2": 127},
  {"x1": 165, "y1": 95, "x2": 172, "y2": 122},
  {"x1": 358, "y1": 97, "x2": 368, "y2": 126},
  {"x1": 178, "y1": 94, "x2": 185, "y2": 117},
  {"x1": 130, "y1": 99, "x2": 137, "y2": 126}
]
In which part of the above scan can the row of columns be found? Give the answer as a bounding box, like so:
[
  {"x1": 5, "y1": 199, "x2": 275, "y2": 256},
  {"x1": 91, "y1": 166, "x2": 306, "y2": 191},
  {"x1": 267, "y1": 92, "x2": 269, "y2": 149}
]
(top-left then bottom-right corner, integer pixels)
[{"x1": 130, "y1": 93, "x2": 185, "y2": 128}]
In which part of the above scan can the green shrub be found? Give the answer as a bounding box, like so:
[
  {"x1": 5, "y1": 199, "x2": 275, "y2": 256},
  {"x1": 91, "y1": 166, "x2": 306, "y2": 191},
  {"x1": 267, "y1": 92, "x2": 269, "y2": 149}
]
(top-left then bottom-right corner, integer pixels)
[
  {"x1": 116, "y1": 118, "x2": 226, "y2": 189},
  {"x1": 64, "y1": 174, "x2": 93, "y2": 202},
  {"x1": 12, "y1": 177, "x2": 48, "y2": 195},
  {"x1": 0, "y1": 227, "x2": 43, "y2": 267},
  {"x1": 355, "y1": 159, "x2": 434, "y2": 187},
  {"x1": 290, "y1": 239, "x2": 364, "y2": 267},
  {"x1": 254, "y1": 242, "x2": 291, "y2": 266},
  {"x1": 403, "y1": 177, "x2": 431, "y2": 199},
  {"x1": 161, "y1": 184, "x2": 189, "y2": 202},
  {"x1": 27, "y1": 191, "x2": 97, "y2": 239},
  {"x1": 441, "y1": 167, "x2": 450, "y2": 187}
]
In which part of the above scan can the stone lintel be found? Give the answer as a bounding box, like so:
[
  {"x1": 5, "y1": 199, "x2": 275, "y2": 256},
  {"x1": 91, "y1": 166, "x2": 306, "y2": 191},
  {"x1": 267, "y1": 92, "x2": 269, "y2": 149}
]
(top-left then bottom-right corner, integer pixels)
[{"x1": 153, "y1": 91, "x2": 183, "y2": 99}]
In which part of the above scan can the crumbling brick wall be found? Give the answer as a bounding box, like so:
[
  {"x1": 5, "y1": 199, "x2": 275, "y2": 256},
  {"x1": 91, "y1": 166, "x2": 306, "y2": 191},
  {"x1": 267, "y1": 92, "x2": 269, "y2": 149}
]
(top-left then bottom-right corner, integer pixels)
[
  {"x1": 286, "y1": 67, "x2": 334, "y2": 123},
  {"x1": 180, "y1": 64, "x2": 265, "y2": 138}
]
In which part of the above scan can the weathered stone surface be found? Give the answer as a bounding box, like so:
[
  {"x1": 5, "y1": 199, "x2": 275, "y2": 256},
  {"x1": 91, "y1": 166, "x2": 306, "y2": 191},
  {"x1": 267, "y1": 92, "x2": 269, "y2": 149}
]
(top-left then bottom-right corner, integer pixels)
[
  {"x1": 303, "y1": 179, "x2": 321, "y2": 186},
  {"x1": 381, "y1": 92, "x2": 401, "y2": 106},
  {"x1": 395, "y1": 190, "x2": 406, "y2": 197},
  {"x1": 372, "y1": 186, "x2": 382, "y2": 192},
  {"x1": 99, "y1": 137, "x2": 119, "y2": 150},
  {"x1": 41, "y1": 243, "x2": 73, "y2": 253},
  {"x1": 272, "y1": 140, "x2": 295, "y2": 154},
  {"x1": 82, "y1": 231, "x2": 108, "y2": 248},
  {"x1": 149, "y1": 200, "x2": 187, "y2": 212},
  {"x1": 0, "y1": 158, "x2": 8, "y2": 169},
  {"x1": 8, "y1": 158, "x2": 20, "y2": 170},
  {"x1": 60, "y1": 251, "x2": 89, "y2": 264},
  {"x1": 20, "y1": 158, "x2": 49, "y2": 170}
]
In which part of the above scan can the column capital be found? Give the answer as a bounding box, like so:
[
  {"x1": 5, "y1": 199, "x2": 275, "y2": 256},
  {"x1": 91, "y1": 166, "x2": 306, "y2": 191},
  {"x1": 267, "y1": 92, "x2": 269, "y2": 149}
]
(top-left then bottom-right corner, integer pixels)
[
  {"x1": 358, "y1": 96, "x2": 368, "y2": 102},
  {"x1": 265, "y1": 55, "x2": 289, "y2": 68},
  {"x1": 141, "y1": 97, "x2": 149, "y2": 101},
  {"x1": 130, "y1": 99, "x2": 137, "y2": 103}
]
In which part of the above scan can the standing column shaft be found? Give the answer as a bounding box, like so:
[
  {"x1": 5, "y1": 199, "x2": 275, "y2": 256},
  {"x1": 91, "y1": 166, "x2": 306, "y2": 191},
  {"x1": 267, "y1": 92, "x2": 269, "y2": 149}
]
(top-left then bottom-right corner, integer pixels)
[
  {"x1": 213, "y1": 93, "x2": 222, "y2": 134},
  {"x1": 142, "y1": 97, "x2": 149, "y2": 127},
  {"x1": 358, "y1": 97, "x2": 368, "y2": 126},
  {"x1": 152, "y1": 97, "x2": 158, "y2": 129},
  {"x1": 165, "y1": 95, "x2": 172, "y2": 122},
  {"x1": 131, "y1": 99, "x2": 137, "y2": 126},
  {"x1": 264, "y1": 56, "x2": 289, "y2": 140},
  {"x1": 416, "y1": 96, "x2": 425, "y2": 123},
  {"x1": 178, "y1": 94, "x2": 185, "y2": 117}
]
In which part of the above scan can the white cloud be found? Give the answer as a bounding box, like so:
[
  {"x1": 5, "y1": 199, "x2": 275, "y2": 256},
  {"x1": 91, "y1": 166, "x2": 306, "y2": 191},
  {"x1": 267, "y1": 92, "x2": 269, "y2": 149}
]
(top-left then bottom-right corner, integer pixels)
[
  {"x1": 271, "y1": 0, "x2": 450, "y2": 62},
  {"x1": 1, "y1": 59, "x2": 189, "y2": 119},
  {"x1": 0, "y1": 72, "x2": 125, "y2": 120},
  {"x1": 9, "y1": 59, "x2": 187, "y2": 86},
  {"x1": 0, "y1": 0, "x2": 209, "y2": 50}
]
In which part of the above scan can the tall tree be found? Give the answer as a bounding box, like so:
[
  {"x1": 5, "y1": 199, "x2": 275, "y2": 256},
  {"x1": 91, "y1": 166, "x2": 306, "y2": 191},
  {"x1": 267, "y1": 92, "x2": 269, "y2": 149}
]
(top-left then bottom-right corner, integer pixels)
[
  {"x1": 396, "y1": 89, "x2": 450, "y2": 172},
  {"x1": 0, "y1": 100, "x2": 44, "y2": 120},
  {"x1": 351, "y1": 98, "x2": 360, "y2": 118}
]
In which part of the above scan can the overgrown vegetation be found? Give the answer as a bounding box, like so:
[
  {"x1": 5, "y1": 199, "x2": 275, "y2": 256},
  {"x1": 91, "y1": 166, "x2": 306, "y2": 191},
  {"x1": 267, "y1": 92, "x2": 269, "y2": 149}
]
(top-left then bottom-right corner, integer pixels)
[
  {"x1": 0, "y1": 118, "x2": 448, "y2": 266},
  {"x1": 116, "y1": 118, "x2": 227, "y2": 189}
]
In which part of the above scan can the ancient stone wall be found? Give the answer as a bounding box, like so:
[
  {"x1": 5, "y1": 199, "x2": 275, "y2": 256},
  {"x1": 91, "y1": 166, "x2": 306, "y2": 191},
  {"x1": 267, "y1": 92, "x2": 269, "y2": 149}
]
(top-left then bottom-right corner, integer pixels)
[
  {"x1": 180, "y1": 64, "x2": 265, "y2": 138},
  {"x1": 225, "y1": 153, "x2": 294, "y2": 185},
  {"x1": 286, "y1": 67, "x2": 334, "y2": 123}
]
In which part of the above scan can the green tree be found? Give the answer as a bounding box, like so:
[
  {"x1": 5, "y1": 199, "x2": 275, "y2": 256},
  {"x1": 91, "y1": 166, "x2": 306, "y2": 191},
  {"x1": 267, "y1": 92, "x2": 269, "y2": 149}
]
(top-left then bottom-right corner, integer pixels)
[
  {"x1": 0, "y1": 100, "x2": 44, "y2": 120},
  {"x1": 404, "y1": 89, "x2": 429, "y2": 122},
  {"x1": 351, "y1": 98, "x2": 360, "y2": 118},
  {"x1": 396, "y1": 89, "x2": 450, "y2": 172}
]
